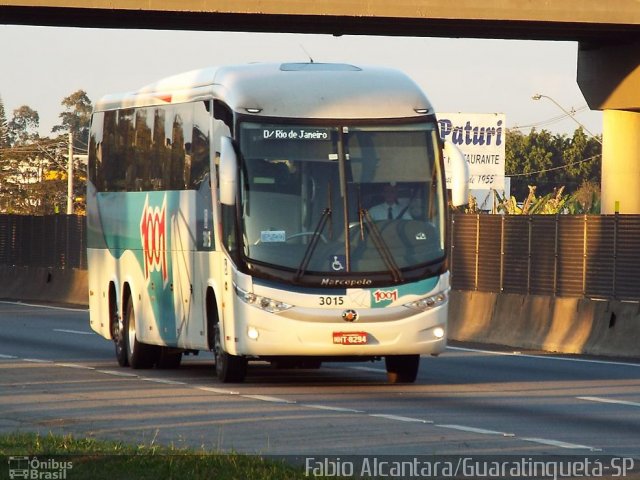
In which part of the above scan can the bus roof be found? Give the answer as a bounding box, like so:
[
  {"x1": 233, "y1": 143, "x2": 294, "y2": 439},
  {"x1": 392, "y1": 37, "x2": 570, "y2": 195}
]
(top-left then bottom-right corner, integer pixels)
[{"x1": 94, "y1": 62, "x2": 434, "y2": 120}]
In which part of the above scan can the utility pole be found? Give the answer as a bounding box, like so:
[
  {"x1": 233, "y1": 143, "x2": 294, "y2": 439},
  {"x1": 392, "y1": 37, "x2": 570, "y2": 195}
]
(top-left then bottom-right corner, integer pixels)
[{"x1": 67, "y1": 132, "x2": 73, "y2": 215}]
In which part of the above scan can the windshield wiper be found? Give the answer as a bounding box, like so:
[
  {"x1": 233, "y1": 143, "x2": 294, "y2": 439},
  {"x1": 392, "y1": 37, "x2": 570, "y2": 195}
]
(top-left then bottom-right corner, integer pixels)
[
  {"x1": 295, "y1": 207, "x2": 332, "y2": 281},
  {"x1": 359, "y1": 208, "x2": 403, "y2": 283}
]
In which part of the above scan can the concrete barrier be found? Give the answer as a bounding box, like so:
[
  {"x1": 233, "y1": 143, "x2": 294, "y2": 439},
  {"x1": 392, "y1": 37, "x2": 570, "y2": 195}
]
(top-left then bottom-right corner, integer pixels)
[
  {"x1": 448, "y1": 290, "x2": 640, "y2": 358},
  {"x1": 0, "y1": 266, "x2": 637, "y2": 358},
  {"x1": 0, "y1": 266, "x2": 88, "y2": 307}
]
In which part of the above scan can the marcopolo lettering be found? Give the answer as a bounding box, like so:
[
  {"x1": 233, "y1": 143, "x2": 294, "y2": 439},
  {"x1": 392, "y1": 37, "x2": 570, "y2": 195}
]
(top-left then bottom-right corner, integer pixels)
[
  {"x1": 438, "y1": 118, "x2": 503, "y2": 146},
  {"x1": 321, "y1": 278, "x2": 373, "y2": 287}
]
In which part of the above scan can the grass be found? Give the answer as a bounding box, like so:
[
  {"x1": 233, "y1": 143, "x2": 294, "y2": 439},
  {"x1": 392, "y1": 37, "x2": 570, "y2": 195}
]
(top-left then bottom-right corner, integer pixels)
[{"x1": 0, "y1": 432, "x2": 313, "y2": 480}]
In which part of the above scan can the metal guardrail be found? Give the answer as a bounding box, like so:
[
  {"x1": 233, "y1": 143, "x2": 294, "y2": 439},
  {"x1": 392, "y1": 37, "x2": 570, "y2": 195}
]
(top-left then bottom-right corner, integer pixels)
[{"x1": 1, "y1": 214, "x2": 638, "y2": 301}]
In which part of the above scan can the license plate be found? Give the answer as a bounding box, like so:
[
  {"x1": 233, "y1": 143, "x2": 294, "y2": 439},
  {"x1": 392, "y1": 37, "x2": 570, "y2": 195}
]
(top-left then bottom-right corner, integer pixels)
[{"x1": 333, "y1": 331, "x2": 368, "y2": 345}]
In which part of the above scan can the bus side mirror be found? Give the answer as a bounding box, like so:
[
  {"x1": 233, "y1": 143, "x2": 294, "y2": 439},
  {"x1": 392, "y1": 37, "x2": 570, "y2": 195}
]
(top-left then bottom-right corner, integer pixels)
[
  {"x1": 219, "y1": 136, "x2": 238, "y2": 206},
  {"x1": 444, "y1": 140, "x2": 469, "y2": 207}
]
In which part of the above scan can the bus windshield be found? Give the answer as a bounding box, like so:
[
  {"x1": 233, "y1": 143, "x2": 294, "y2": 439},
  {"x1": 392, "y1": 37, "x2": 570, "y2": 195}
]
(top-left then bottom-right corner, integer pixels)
[{"x1": 238, "y1": 121, "x2": 446, "y2": 279}]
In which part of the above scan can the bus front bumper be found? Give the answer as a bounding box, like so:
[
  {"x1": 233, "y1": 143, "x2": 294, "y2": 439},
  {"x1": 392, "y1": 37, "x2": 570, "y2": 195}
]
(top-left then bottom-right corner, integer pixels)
[{"x1": 226, "y1": 297, "x2": 448, "y2": 358}]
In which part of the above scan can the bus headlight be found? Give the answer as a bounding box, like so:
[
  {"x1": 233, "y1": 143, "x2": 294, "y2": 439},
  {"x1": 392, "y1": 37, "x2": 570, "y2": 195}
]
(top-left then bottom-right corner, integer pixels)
[
  {"x1": 404, "y1": 290, "x2": 449, "y2": 311},
  {"x1": 235, "y1": 285, "x2": 293, "y2": 313}
]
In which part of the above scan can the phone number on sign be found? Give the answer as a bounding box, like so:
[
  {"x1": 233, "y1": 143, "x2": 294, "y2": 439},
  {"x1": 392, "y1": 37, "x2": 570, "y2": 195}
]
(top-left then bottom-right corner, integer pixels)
[{"x1": 469, "y1": 174, "x2": 497, "y2": 185}]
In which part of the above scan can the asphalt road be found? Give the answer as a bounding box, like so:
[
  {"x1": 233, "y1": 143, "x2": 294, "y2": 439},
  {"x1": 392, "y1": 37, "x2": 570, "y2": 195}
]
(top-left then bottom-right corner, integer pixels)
[{"x1": 1, "y1": 301, "x2": 639, "y2": 463}]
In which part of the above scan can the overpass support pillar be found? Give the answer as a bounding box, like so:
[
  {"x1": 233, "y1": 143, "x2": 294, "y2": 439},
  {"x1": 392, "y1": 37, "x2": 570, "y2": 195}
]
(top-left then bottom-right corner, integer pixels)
[
  {"x1": 578, "y1": 41, "x2": 640, "y2": 214},
  {"x1": 602, "y1": 110, "x2": 640, "y2": 213}
]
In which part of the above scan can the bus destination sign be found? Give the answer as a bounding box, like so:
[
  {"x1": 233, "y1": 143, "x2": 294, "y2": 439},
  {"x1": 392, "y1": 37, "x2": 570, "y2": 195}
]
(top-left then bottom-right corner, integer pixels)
[{"x1": 262, "y1": 127, "x2": 330, "y2": 141}]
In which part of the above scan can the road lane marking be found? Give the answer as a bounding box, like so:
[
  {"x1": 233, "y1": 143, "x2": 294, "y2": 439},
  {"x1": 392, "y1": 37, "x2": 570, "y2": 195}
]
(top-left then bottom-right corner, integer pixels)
[
  {"x1": 369, "y1": 413, "x2": 432, "y2": 424},
  {"x1": 447, "y1": 346, "x2": 640, "y2": 368},
  {"x1": 96, "y1": 369, "x2": 138, "y2": 377},
  {"x1": 578, "y1": 396, "x2": 640, "y2": 408},
  {"x1": 303, "y1": 404, "x2": 365, "y2": 413},
  {"x1": 520, "y1": 437, "x2": 601, "y2": 451},
  {"x1": 141, "y1": 378, "x2": 186, "y2": 385},
  {"x1": 194, "y1": 386, "x2": 239, "y2": 395},
  {"x1": 436, "y1": 424, "x2": 511, "y2": 436},
  {"x1": 6, "y1": 355, "x2": 611, "y2": 455},
  {"x1": 240, "y1": 394, "x2": 296, "y2": 404},
  {"x1": 55, "y1": 363, "x2": 95, "y2": 370},
  {"x1": 53, "y1": 328, "x2": 94, "y2": 335},
  {"x1": 0, "y1": 300, "x2": 87, "y2": 312}
]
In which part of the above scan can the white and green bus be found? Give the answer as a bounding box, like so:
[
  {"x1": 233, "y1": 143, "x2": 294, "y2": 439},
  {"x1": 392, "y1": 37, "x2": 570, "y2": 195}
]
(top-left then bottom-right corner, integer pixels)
[{"x1": 87, "y1": 62, "x2": 468, "y2": 383}]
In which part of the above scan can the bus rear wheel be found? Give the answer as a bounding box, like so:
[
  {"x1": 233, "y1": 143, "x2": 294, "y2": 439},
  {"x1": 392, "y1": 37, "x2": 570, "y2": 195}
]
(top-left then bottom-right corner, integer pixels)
[
  {"x1": 112, "y1": 303, "x2": 128, "y2": 367},
  {"x1": 124, "y1": 295, "x2": 158, "y2": 369},
  {"x1": 213, "y1": 323, "x2": 247, "y2": 383},
  {"x1": 385, "y1": 355, "x2": 420, "y2": 384}
]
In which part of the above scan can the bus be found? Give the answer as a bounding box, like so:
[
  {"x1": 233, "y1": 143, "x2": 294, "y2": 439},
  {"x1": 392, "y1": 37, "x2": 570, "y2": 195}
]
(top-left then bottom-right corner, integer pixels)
[{"x1": 87, "y1": 62, "x2": 469, "y2": 383}]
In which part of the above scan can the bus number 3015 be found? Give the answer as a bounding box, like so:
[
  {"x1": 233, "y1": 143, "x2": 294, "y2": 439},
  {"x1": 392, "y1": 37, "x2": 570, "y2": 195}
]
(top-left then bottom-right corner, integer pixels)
[{"x1": 319, "y1": 296, "x2": 345, "y2": 306}]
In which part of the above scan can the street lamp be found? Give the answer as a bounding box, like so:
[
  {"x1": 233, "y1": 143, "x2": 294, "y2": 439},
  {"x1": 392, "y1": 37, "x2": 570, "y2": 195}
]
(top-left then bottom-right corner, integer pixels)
[{"x1": 531, "y1": 93, "x2": 602, "y2": 144}]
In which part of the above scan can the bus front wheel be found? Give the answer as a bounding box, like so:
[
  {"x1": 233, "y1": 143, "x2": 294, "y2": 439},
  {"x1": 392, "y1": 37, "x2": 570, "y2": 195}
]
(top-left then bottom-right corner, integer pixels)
[
  {"x1": 213, "y1": 323, "x2": 247, "y2": 383},
  {"x1": 385, "y1": 355, "x2": 420, "y2": 384}
]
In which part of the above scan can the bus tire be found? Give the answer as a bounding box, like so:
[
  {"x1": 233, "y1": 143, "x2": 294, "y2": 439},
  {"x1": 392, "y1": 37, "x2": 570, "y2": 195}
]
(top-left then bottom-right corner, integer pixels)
[
  {"x1": 111, "y1": 290, "x2": 128, "y2": 367},
  {"x1": 124, "y1": 294, "x2": 158, "y2": 369},
  {"x1": 385, "y1": 355, "x2": 420, "y2": 384},
  {"x1": 213, "y1": 323, "x2": 247, "y2": 383},
  {"x1": 157, "y1": 347, "x2": 182, "y2": 369}
]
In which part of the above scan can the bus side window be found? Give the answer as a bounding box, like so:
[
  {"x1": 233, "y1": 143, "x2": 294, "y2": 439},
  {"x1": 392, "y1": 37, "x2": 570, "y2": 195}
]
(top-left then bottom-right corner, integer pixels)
[
  {"x1": 88, "y1": 112, "x2": 105, "y2": 191},
  {"x1": 190, "y1": 101, "x2": 210, "y2": 189}
]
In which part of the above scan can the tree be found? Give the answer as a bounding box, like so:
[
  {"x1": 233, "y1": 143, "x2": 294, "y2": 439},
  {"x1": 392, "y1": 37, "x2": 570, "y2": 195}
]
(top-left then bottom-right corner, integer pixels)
[
  {"x1": 506, "y1": 127, "x2": 601, "y2": 200},
  {"x1": 0, "y1": 96, "x2": 8, "y2": 151},
  {"x1": 7, "y1": 105, "x2": 39, "y2": 146},
  {"x1": 52, "y1": 90, "x2": 92, "y2": 148},
  {"x1": 51, "y1": 90, "x2": 92, "y2": 214},
  {"x1": 0, "y1": 105, "x2": 70, "y2": 214}
]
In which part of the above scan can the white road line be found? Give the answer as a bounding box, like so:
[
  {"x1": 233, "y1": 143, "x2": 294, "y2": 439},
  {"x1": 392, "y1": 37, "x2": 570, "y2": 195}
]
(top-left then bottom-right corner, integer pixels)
[
  {"x1": 0, "y1": 300, "x2": 87, "y2": 312},
  {"x1": 578, "y1": 396, "x2": 640, "y2": 408},
  {"x1": 96, "y1": 369, "x2": 138, "y2": 377},
  {"x1": 447, "y1": 346, "x2": 640, "y2": 368},
  {"x1": 194, "y1": 386, "x2": 239, "y2": 395},
  {"x1": 53, "y1": 329, "x2": 95, "y2": 335},
  {"x1": 521, "y1": 437, "x2": 601, "y2": 451},
  {"x1": 54, "y1": 363, "x2": 95, "y2": 370},
  {"x1": 22, "y1": 358, "x2": 52, "y2": 363},
  {"x1": 369, "y1": 413, "x2": 432, "y2": 424},
  {"x1": 436, "y1": 424, "x2": 510, "y2": 436},
  {"x1": 141, "y1": 378, "x2": 186, "y2": 385},
  {"x1": 241, "y1": 394, "x2": 296, "y2": 404},
  {"x1": 303, "y1": 404, "x2": 365, "y2": 413},
  {"x1": 0, "y1": 354, "x2": 18, "y2": 359}
]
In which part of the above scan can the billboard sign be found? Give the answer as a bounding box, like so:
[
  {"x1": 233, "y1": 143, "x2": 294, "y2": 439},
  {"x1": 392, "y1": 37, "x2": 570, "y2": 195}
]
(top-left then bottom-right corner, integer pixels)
[{"x1": 437, "y1": 113, "x2": 506, "y2": 190}]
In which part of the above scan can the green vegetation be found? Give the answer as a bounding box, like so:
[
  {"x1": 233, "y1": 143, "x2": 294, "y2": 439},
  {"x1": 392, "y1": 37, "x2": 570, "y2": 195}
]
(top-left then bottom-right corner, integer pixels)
[
  {"x1": 0, "y1": 91, "x2": 89, "y2": 215},
  {"x1": 0, "y1": 90, "x2": 603, "y2": 217},
  {"x1": 0, "y1": 432, "x2": 309, "y2": 480},
  {"x1": 506, "y1": 127, "x2": 601, "y2": 200},
  {"x1": 494, "y1": 181, "x2": 599, "y2": 215}
]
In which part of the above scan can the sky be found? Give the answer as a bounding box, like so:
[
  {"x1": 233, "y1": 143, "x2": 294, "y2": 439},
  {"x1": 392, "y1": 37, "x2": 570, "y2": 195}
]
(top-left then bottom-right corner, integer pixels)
[{"x1": 0, "y1": 25, "x2": 602, "y2": 138}]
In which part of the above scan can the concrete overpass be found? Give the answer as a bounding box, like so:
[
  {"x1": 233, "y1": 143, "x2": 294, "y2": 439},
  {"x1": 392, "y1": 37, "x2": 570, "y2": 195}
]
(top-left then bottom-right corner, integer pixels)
[{"x1": 2, "y1": 1, "x2": 640, "y2": 213}]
